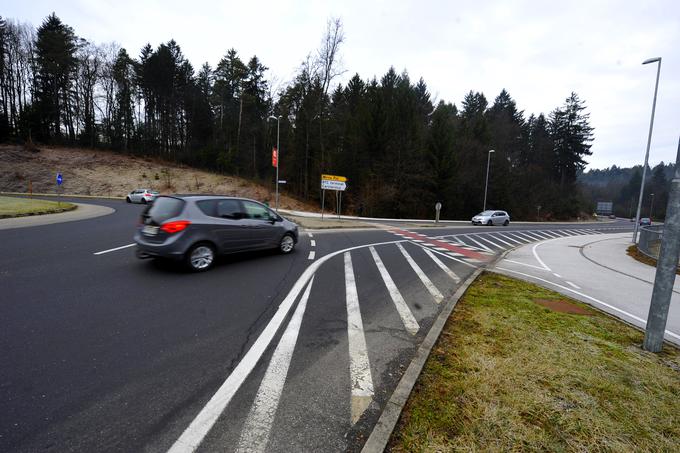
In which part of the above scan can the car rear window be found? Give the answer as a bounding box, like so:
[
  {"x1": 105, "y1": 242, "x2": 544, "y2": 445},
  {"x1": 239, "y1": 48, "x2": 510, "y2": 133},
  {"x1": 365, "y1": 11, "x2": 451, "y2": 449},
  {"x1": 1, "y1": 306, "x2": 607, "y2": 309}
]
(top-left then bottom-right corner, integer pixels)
[
  {"x1": 144, "y1": 197, "x2": 185, "y2": 224},
  {"x1": 197, "y1": 199, "x2": 243, "y2": 219}
]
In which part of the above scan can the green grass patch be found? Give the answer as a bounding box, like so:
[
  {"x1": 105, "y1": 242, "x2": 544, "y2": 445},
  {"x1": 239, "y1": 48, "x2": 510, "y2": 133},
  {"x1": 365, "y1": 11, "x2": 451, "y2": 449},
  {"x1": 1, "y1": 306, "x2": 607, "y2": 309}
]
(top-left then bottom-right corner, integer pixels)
[
  {"x1": 0, "y1": 196, "x2": 76, "y2": 218},
  {"x1": 389, "y1": 272, "x2": 680, "y2": 452}
]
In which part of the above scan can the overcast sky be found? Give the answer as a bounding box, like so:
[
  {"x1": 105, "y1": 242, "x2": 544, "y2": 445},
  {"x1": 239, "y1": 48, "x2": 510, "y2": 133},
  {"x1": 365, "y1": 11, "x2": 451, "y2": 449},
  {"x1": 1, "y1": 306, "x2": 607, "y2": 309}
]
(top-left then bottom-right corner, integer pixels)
[{"x1": 6, "y1": 0, "x2": 679, "y2": 169}]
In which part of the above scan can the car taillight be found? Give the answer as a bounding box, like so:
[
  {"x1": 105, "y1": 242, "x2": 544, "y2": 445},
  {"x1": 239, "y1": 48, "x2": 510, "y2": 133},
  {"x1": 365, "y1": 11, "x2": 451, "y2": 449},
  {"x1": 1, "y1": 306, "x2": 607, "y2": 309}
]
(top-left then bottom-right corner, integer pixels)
[{"x1": 160, "y1": 220, "x2": 191, "y2": 234}]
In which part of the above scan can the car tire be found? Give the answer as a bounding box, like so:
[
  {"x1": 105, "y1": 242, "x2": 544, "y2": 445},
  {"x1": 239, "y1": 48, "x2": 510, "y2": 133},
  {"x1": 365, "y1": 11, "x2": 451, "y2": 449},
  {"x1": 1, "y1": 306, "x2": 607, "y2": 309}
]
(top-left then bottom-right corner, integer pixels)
[
  {"x1": 141, "y1": 198, "x2": 147, "y2": 204},
  {"x1": 279, "y1": 233, "x2": 295, "y2": 254},
  {"x1": 503, "y1": 220, "x2": 509, "y2": 226},
  {"x1": 487, "y1": 220, "x2": 493, "y2": 226},
  {"x1": 185, "y1": 243, "x2": 216, "y2": 272},
  {"x1": 126, "y1": 197, "x2": 131, "y2": 203}
]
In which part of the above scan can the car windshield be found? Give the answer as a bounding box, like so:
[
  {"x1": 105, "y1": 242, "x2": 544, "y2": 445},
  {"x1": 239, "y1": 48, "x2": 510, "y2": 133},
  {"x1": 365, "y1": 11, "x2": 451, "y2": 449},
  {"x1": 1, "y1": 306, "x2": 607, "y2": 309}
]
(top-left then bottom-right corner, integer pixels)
[{"x1": 477, "y1": 211, "x2": 495, "y2": 216}]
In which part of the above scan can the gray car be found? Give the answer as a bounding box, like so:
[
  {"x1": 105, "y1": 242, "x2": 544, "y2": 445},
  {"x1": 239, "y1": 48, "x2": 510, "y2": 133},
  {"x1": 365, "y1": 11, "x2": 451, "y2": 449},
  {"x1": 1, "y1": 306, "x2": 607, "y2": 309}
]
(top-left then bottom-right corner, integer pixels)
[
  {"x1": 134, "y1": 195, "x2": 299, "y2": 271},
  {"x1": 471, "y1": 210, "x2": 510, "y2": 226},
  {"x1": 126, "y1": 189, "x2": 159, "y2": 204}
]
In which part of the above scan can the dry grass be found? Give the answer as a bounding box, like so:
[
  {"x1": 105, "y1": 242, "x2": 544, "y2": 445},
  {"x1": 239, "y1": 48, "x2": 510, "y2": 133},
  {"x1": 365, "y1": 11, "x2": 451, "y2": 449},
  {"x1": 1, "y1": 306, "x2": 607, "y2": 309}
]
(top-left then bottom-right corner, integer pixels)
[
  {"x1": 389, "y1": 272, "x2": 680, "y2": 452},
  {"x1": 627, "y1": 245, "x2": 680, "y2": 276},
  {"x1": 0, "y1": 145, "x2": 315, "y2": 211},
  {"x1": 0, "y1": 195, "x2": 75, "y2": 218}
]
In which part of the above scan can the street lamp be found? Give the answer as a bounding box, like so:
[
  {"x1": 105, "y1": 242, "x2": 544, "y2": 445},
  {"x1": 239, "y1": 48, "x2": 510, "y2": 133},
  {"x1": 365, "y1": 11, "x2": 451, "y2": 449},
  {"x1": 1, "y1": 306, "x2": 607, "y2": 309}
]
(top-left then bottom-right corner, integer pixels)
[
  {"x1": 483, "y1": 149, "x2": 495, "y2": 211},
  {"x1": 632, "y1": 56, "x2": 662, "y2": 243},
  {"x1": 649, "y1": 193, "x2": 655, "y2": 219},
  {"x1": 268, "y1": 115, "x2": 281, "y2": 211}
]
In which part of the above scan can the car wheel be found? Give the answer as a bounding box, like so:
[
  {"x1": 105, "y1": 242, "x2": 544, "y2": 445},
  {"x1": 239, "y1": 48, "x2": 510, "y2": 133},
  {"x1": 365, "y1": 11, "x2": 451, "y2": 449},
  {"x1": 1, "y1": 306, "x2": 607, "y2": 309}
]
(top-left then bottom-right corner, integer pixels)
[
  {"x1": 279, "y1": 234, "x2": 295, "y2": 254},
  {"x1": 185, "y1": 243, "x2": 215, "y2": 272},
  {"x1": 126, "y1": 197, "x2": 131, "y2": 203},
  {"x1": 487, "y1": 220, "x2": 493, "y2": 226},
  {"x1": 503, "y1": 219, "x2": 509, "y2": 226},
  {"x1": 141, "y1": 198, "x2": 147, "y2": 204}
]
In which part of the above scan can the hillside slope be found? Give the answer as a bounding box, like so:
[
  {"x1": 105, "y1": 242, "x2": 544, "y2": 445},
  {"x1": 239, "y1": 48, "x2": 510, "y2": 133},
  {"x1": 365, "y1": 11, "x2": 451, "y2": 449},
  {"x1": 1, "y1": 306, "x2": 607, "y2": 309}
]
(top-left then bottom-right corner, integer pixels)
[{"x1": 0, "y1": 145, "x2": 315, "y2": 211}]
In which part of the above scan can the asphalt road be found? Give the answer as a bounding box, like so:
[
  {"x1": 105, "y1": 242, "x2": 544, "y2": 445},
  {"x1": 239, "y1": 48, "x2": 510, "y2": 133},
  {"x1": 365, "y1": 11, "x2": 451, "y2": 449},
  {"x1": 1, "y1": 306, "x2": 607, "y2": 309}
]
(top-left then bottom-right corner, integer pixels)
[{"x1": 0, "y1": 198, "x2": 634, "y2": 452}]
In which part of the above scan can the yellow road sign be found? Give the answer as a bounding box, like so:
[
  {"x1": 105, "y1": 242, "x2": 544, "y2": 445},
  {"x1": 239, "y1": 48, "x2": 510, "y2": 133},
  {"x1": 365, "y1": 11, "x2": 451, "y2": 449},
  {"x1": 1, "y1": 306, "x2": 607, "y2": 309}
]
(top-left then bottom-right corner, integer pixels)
[{"x1": 321, "y1": 174, "x2": 347, "y2": 182}]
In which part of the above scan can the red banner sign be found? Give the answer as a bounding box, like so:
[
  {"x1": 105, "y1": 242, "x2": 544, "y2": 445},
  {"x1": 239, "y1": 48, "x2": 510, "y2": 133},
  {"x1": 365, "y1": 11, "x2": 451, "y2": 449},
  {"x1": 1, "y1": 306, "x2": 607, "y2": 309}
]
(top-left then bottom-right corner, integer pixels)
[{"x1": 272, "y1": 147, "x2": 278, "y2": 168}]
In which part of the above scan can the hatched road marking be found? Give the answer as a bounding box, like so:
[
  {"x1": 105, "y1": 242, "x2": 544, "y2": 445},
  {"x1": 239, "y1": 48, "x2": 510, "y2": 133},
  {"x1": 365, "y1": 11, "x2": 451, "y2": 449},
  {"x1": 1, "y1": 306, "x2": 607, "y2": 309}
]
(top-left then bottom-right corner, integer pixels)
[{"x1": 396, "y1": 243, "x2": 444, "y2": 303}]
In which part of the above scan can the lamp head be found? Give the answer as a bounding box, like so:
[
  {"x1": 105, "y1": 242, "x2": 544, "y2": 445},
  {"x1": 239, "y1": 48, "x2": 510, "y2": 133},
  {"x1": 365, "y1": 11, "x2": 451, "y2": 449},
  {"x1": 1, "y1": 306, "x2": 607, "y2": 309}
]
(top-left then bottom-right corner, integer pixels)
[{"x1": 642, "y1": 57, "x2": 661, "y2": 65}]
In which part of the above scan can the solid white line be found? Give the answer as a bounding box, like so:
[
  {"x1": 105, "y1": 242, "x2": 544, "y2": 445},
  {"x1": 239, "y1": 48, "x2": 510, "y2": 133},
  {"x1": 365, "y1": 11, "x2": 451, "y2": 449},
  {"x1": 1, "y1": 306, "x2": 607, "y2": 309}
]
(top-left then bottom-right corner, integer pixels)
[
  {"x1": 344, "y1": 252, "x2": 375, "y2": 424},
  {"x1": 310, "y1": 240, "x2": 316, "y2": 247},
  {"x1": 93, "y1": 243, "x2": 135, "y2": 255},
  {"x1": 475, "y1": 235, "x2": 505, "y2": 250},
  {"x1": 369, "y1": 246, "x2": 419, "y2": 335},
  {"x1": 484, "y1": 233, "x2": 514, "y2": 248},
  {"x1": 531, "y1": 241, "x2": 552, "y2": 271},
  {"x1": 396, "y1": 243, "x2": 444, "y2": 303},
  {"x1": 236, "y1": 277, "x2": 315, "y2": 453},
  {"x1": 308, "y1": 251, "x2": 315, "y2": 260},
  {"x1": 307, "y1": 232, "x2": 313, "y2": 238},
  {"x1": 503, "y1": 259, "x2": 549, "y2": 271},
  {"x1": 461, "y1": 234, "x2": 493, "y2": 252},
  {"x1": 422, "y1": 247, "x2": 461, "y2": 282},
  {"x1": 553, "y1": 273, "x2": 562, "y2": 278},
  {"x1": 565, "y1": 281, "x2": 581, "y2": 290},
  {"x1": 495, "y1": 267, "x2": 680, "y2": 342},
  {"x1": 167, "y1": 238, "x2": 407, "y2": 453}
]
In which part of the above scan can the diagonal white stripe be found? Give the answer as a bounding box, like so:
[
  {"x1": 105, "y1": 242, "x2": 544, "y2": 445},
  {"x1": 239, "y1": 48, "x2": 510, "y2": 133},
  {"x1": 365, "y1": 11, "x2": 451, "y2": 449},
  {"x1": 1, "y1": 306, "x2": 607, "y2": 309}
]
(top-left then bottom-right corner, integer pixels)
[
  {"x1": 396, "y1": 243, "x2": 444, "y2": 303},
  {"x1": 236, "y1": 277, "x2": 315, "y2": 453},
  {"x1": 369, "y1": 247, "x2": 419, "y2": 335},
  {"x1": 421, "y1": 247, "x2": 461, "y2": 282}
]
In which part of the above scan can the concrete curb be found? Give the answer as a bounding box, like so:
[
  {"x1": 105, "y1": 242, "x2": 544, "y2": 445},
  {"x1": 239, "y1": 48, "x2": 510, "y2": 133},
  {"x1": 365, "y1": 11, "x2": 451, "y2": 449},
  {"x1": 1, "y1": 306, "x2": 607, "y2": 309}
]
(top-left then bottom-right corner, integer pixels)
[
  {"x1": 0, "y1": 202, "x2": 115, "y2": 230},
  {"x1": 360, "y1": 267, "x2": 484, "y2": 453}
]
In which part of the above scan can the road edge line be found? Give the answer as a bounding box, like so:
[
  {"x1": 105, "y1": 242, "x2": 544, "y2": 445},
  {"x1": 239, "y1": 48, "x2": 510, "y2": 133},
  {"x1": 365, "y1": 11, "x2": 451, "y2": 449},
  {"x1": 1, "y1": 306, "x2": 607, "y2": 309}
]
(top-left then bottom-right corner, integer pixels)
[{"x1": 360, "y1": 266, "x2": 484, "y2": 453}]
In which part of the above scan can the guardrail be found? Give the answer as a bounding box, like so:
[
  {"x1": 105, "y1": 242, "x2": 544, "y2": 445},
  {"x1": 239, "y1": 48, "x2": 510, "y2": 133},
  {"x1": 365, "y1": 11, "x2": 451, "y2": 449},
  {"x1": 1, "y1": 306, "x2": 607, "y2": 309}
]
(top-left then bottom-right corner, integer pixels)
[{"x1": 637, "y1": 224, "x2": 664, "y2": 259}]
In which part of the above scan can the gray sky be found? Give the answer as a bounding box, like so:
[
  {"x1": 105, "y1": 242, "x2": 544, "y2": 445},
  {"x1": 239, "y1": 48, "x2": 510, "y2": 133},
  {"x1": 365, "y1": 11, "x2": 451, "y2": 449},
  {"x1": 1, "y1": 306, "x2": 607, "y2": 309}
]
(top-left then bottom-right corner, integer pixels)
[{"x1": 6, "y1": 0, "x2": 679, "y2": 169}]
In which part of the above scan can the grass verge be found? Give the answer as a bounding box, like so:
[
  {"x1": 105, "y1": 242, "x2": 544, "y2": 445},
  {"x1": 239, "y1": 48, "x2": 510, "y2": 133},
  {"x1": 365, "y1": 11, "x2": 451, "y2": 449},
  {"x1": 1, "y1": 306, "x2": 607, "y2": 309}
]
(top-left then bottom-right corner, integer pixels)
[
  {"x1": 0, "y1": 196, "x2": 76, "y2": 218},
  {"x1": 389, "y1": 272, "x2": 680, "y2": 452},
  {"x1": 627, "y1": 244, "x2": 680, "y2": 276}
]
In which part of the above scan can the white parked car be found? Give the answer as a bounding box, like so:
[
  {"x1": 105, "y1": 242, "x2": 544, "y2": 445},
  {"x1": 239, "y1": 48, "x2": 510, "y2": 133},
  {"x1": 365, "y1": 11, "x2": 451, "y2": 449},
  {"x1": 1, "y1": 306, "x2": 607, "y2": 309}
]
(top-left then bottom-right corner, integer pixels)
[
  {"x1": 472, "y1": 210, "x2": 510, "y2": 226},
  {"x1": 126, "y1": 189, "x2": 159, "y2": 204}
]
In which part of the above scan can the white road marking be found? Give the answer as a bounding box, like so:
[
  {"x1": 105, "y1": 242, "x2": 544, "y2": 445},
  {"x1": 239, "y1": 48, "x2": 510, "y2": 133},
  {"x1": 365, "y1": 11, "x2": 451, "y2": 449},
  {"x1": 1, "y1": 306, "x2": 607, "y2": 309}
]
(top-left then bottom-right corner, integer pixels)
[
  {"x1": 549, "y1": 230, "x2": 570, "y2": 237},
  {"x1": 504, "y1": 232, "x2": 531, "y2": 243},
  {"x1": 565, "y1": 229, "x2": 586, "y2": 235},
  {"x1": 422, "y1": 247, "x2": 461, "y2": 282},
  {"x1": 495, "y1": 267, "x2": 680, "y2": 342},
  {"x1": 344, "y1": 252, "x2": 375, "y2": 424},
  {"x1": 308, "y1": 232, "x2": 313, "y2": 238},
  {"x1": 308, "y1": 251, "x2": 316, "y2": 260},
  {"x1": 504, "y1": 259, "x2": 549, "y2": 271},
  {"x1": 369, "y1": 246, "x2": 419, "y2": 335},
  {"x1": 532, "y1": 241, "x2": 552, "y2": 271},
  {"x1": 496, "y1": 232, "x2": 524, "y2": 245},
  {"x1": 475, "y1": 235, "x2": 505, "y2": 250},
  {"x1": 411, "y1": 242, "x2": 478, "y2": 268},
  {"x1": 529, "y1": 231, "x2": 554, "y2": 240},
  {"x1": 167, "y1": 238, "x2": 407, "y2": 453},
  {"x1": 519, "y1": 231, "x2": 545, "y2": 241},
  {"x1": 484, "y1": 233, "x2": 514, "y2": 248},
  {"x1": 553, "y1": 273, "x2": 562, "y2": 278},
  {"x1": 396, "y1": 243, "x2": 444, "y2": 303},
  {"x1": 236, "y1": 277, "x2": 315, "y2": 453},
  {"x1": 461, "y1": 234, "x2": 493, "y2": 252},
  {"x1": 310, "y1": 240, "x2": 316, "y2": 247},
  {"x1": 565, "y1": 281, "x2": 581, "y2": 290},
  {"x1": 538, "y1": 230, "x2": 562, "y2": 239},
  {"x1": 93, "y1": 243, "x2": 135, "y2": 255}
]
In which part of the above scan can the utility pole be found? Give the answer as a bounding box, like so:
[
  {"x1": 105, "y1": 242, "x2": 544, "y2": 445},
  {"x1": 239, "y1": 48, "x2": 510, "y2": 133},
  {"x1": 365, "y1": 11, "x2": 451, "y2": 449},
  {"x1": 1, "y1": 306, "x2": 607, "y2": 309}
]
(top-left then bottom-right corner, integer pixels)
[
  {"x1": 649, "y1": 193, "x2": 655, "y2": 220},
  {"x1": 633, "y1": 57, "x2": 662, "y2": 243},
  {"x1": 483, "y1": 149, "x2": 495, "y2": 211},
  {"x1": 643, "y1": 137, "x2": 680, "y2": 352},
  {"x1": 268, "y1": 115, "x2": 281, "y2": 211}
]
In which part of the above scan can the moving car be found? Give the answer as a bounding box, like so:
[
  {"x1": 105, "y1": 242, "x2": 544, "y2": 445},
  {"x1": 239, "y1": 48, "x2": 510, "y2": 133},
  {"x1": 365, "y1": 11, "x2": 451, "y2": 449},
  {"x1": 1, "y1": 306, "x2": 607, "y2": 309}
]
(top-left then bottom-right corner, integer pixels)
[
  {"x1": 126, "y1": 189, "x2": 159, "y2": 204},
  {"x1": 639, "y1": 217, "x2": 652, "y2": 226},
  {"x1": 134, "y1": 195, "x2": 299, "y2": 271},
  {"x1": 472, "y1": 210, "x2": 510, "y2": 226}
]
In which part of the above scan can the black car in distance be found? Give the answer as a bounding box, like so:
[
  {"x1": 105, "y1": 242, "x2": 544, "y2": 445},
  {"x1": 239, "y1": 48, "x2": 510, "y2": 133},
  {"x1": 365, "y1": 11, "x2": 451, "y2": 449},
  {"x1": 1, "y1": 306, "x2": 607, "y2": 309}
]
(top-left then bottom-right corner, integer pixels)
[{"x1": 134, "y1": 195, "x2": 299, "y2": 271}]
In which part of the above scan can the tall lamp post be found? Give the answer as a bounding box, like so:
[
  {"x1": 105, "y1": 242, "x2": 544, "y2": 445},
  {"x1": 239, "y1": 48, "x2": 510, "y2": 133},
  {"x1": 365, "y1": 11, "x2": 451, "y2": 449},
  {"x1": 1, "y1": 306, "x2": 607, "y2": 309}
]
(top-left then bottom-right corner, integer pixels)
[
  {"x1": 649, "y1": 193, "x2": 655, "y2": 220},
  {"x1": 483, "y1": 149, "x2": 495, "y2": 211},
  {"x1": 268, "y1": 115, "x2": 281, "y2": 211},
  {"x1": 632, "y1": 57, "x2": 662, "y2": 243}
]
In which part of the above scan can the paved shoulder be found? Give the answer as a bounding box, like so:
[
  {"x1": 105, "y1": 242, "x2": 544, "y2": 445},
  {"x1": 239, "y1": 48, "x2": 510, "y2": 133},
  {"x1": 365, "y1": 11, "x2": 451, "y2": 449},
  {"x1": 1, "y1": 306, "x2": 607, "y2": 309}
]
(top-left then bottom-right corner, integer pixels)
[
  {"x1": 493, "y1": 232, "x2": 680, "y2": 346},
  {"x1": 0, "y1": 202, "x2": 114, "y2": 230}
]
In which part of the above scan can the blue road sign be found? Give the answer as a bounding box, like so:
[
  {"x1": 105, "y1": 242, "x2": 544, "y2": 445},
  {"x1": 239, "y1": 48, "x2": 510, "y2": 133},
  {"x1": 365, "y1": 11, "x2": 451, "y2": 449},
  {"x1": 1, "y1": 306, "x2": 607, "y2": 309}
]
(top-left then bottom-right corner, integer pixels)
[{"x1": 56, "y1": 173, "x2": 63, "y2": 185}]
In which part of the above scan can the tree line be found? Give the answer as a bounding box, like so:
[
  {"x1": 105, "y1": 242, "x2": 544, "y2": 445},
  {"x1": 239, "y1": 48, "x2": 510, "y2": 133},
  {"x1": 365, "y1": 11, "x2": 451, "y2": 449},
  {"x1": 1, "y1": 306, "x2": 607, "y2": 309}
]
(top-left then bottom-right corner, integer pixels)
[
  {"x1": 580, "y1": 162, "x2": 674, "y2": 220},
  {"x1": 1, "y1": 13, "x2": 596, "y2": 219}
]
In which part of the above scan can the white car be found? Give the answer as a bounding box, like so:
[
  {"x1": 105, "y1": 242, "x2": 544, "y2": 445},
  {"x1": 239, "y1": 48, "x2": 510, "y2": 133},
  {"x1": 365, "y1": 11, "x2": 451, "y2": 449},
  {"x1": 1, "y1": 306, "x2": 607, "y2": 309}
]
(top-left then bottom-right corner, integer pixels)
[
  {"x1": 126, "y1": 189, "x2": 159, "y2": 204},
  {"x1": 472, "y1": 210, "x2": 510, "y2": 226}
]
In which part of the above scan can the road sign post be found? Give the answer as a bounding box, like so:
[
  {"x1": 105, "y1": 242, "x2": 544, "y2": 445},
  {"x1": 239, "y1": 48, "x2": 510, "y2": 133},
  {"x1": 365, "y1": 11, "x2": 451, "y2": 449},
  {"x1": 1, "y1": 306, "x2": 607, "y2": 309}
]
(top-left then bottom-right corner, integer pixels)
[
  {"x1": 56, "y1": 172, "x2": 63, "y2": 207},
  {"x1": 320, "y1": 174, "x2": 348, "y2": 221},
  {"x1": 643, "y1": 136, "x2": 680, "y2": 352},
  {"x1": 435, "y1": 202, "x2": 442, "y2": 223}
]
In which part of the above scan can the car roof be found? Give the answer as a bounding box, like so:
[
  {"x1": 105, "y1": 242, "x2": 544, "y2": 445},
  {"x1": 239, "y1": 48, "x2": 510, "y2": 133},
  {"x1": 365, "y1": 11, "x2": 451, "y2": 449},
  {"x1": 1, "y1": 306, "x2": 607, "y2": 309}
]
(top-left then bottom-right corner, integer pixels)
[{"x1": 167, "y1": 194, "x2": 261, "y2": 203}]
